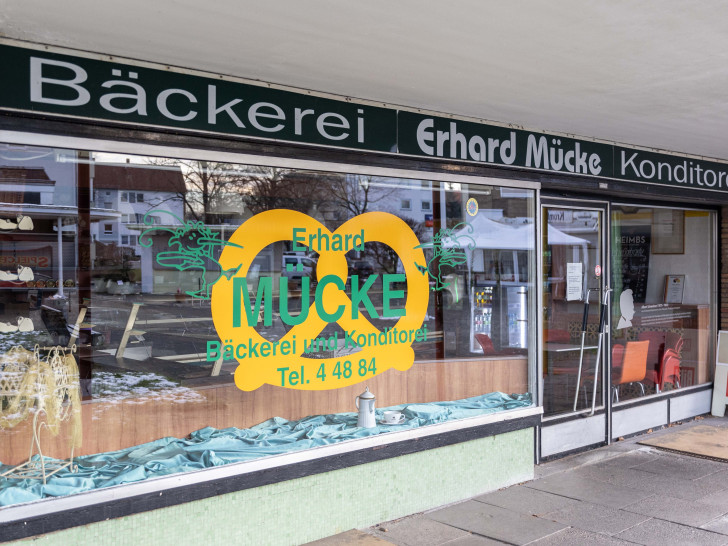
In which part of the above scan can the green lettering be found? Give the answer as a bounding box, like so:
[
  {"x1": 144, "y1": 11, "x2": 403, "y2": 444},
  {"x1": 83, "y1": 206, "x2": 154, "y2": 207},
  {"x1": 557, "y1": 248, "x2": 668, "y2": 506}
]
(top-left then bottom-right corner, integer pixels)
[
  {"x1": 351, "y1": 274, "x2": 379, "y2": 318},
  {"x1": 353, "y1": 229, "x2": 365, "y2": 251},
  {"x1": 206, "y1": 341, "x2": 220, "y2": 361},
  {"x1": 382, "y1": 274, "x2": 406, "y2": 317},
  {"x1": 233, "y1": 277, "x2": 272, "y2": 327},
  {"x1": 315, "y1": 274, "x2": 345, "y2": 322},
  {"x1": 292, "y1": 228, "x2": 306, "y2": 250},
  {"x1": 279, "y1": 277, "x2": 310, "y2": 325}
]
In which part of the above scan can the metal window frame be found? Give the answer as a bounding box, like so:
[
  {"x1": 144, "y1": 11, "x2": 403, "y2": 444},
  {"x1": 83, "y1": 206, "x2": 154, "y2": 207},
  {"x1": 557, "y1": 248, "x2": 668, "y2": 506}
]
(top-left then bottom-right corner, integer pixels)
[
  {"x1": 0, "y1": 128, "x2": 542, "y2": 528},
  {"x1": 610, "y1": 200, "x2": 718, "y2": 400}
]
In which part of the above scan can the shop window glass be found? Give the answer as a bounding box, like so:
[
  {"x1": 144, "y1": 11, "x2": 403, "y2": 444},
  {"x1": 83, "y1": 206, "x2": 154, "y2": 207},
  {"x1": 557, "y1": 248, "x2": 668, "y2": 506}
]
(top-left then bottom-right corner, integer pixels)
[
  {"x1": 542, "y1": 207, "x2": 604, "y2": 416},
  {"x1": 0, "y1": 143, "x2": 535, "y2": 507},
  {"x1": 611, "y1": 205, "x2": 715, "y2": 402}
]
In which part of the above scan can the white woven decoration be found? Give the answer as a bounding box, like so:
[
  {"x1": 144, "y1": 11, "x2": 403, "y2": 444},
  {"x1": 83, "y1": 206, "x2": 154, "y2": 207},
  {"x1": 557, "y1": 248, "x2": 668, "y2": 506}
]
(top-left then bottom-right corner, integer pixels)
[{"x1": 0, "y1": 345, "x2": 82, "y2": 483}]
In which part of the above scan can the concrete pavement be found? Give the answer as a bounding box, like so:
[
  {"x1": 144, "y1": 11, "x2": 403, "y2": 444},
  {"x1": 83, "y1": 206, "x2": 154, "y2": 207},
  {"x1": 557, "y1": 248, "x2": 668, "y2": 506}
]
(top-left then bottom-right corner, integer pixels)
[{"x1": 310, "y1": 416, "x2": 728, "y2": 545}]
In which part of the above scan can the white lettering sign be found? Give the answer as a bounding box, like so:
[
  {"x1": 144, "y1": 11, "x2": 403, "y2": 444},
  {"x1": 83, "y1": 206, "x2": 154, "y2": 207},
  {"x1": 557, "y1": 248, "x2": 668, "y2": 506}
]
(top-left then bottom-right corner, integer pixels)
[{"x1": 566, "y1": 263, "x2": 582, "y2": 301}]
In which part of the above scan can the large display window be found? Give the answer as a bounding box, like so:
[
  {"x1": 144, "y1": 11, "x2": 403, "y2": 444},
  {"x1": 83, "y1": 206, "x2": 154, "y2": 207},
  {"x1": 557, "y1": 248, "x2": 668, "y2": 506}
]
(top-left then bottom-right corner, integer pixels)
[
  {"x1": 610, "y1": 205, "x2": 716, "y2": 402},
  {"x1": 0, "y1": 142, "x2": 536, "y2": 507},
  {"x1": 541, "y1": 202, "x2": 716, "y2": 418}
]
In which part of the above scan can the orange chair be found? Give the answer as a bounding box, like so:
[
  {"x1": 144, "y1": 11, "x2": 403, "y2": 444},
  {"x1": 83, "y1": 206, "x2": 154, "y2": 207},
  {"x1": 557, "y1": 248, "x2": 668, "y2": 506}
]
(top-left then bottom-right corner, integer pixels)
[
  {"x1": 659, "y1": 352, "x2": 681, "y2": 391},
  {"x1": 665, "y1": 332, "x2": 684, "y2": 354},
  {"x1": 612, "y1": 343, "x2": 625, "y2": 367},
  {"x1": 575, "y1": 344, "x2": 625, "y2": 409},
  {"x1": 638, "y1": 331, "x2": 665, "y2": 386},
  {"x1": 612, "y1": 340, "x2": 649, "y2": 402},
  {"x1": 659, "y1": 337, "x2": 683, "y2": 391},
  {"x1": 645, "y1": 336, "x2": 683, "y2": 393}
]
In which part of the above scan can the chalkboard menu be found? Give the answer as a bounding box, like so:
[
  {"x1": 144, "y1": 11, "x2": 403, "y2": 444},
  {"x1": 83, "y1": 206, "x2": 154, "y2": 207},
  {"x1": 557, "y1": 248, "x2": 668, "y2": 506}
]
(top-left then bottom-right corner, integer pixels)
[{"x1": 617, "y1": 225, "x2": 651, "y2": 302}]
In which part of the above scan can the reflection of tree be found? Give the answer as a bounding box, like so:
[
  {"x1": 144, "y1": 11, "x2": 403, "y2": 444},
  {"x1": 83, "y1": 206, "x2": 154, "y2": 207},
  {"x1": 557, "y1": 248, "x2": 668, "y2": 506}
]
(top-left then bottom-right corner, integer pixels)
[
  {"x1": 147, "y1": 159, "x2": 247, "y2": 224},
  {"x1": 242, "y1": 167, "x2": 333, "y2": 216},
  {"x1": 326, "y1": 175, "x2": 397, "y2": 217},
  {"x1": 366, "y1": 217, "x2": 428, "y2": 274},
  {"x1": 142, "y1": 161, "x2": 401, "y2": 233},
  {"x1": 94, "y1": 242, "x2": 138, "y2": 281}
]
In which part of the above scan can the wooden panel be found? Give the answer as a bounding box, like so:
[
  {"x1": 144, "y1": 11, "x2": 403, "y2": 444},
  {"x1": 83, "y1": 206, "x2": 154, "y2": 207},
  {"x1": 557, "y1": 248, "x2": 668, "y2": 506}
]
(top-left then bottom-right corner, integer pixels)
[{"x1": 0, "y1": 357, "x2": 528, "y2": 465}]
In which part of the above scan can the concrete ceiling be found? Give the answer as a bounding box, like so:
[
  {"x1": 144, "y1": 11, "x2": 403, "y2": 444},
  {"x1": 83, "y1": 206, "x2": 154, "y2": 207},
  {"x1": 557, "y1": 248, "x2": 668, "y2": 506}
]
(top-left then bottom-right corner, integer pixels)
[{"x1": 2, "y1": 1, "x2": 728, "y2": 161}]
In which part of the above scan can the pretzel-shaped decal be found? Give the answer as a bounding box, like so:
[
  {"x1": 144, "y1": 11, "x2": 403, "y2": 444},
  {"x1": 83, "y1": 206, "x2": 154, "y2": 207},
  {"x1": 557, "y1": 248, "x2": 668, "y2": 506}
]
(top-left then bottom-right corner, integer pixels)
[{"x1": 211, "y1": 209, "x2": 429, "y2": 391}]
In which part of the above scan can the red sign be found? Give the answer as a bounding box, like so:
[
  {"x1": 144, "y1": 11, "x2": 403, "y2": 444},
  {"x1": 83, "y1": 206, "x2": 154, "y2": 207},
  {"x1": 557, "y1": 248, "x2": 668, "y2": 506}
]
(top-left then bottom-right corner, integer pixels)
[
  {"x1": 595, "y1": 264, "x2": 602, "y2": 277},
  {"x1": 0, "y1": 246, "x2": 52, "y2": 268}
]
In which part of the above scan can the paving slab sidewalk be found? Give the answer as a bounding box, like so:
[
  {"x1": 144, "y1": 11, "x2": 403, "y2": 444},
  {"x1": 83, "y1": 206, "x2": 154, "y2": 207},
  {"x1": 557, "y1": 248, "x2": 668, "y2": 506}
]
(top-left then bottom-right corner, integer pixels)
[{"x1": 351, "y1": 416, "x2": 728, "y2": 546}]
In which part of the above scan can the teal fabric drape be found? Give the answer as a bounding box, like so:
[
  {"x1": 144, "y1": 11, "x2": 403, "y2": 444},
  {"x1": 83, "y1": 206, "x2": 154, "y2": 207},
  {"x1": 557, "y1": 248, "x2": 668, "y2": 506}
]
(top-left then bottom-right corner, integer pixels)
[{"x1": 0, "y1": 391, "x2": 531, "y2": 507}]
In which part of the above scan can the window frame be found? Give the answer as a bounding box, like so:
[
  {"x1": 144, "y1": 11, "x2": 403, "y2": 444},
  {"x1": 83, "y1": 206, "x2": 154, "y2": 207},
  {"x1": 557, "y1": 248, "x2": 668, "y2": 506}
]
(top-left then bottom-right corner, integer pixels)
[
  {"x1": 610, "y1": 200, "x2": 718, "y2": 405},
  {"x1": 0, "y1": 128, "x2": 541, "y2": 525}
]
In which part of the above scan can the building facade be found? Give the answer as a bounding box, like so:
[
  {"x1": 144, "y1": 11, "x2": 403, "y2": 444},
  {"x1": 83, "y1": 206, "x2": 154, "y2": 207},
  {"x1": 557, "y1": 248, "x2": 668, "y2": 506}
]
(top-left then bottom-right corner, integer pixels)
[{"x1": 0, "y1": 32, "x2": 723, "y2": 545}]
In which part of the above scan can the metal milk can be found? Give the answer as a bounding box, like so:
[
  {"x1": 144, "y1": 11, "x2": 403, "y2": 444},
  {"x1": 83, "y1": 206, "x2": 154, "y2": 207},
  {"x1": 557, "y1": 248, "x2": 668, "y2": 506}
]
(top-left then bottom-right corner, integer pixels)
[{"x1": 355, "y1": 387, "x2": 376, "y2": 428}]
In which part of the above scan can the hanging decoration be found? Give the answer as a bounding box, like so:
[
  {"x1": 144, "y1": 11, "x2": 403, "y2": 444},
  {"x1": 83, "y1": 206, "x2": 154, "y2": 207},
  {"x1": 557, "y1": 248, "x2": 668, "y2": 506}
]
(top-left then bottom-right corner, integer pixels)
[{"x1": 0, "y1": 345, "x2": 82, "y2": 483}]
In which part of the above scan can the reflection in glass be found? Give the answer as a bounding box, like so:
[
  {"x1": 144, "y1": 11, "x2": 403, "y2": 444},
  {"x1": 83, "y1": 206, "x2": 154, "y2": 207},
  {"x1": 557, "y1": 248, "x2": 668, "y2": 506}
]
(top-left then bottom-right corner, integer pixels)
[
  {"x1": 542, "y1": 207, "x2": 603, "y2": 416},
  {"x1": 611, "y1": 206, "x2": 715, "y2": 402},
  {"x1": 0, "y1": 143, "x2": 535, "y2": 506}
]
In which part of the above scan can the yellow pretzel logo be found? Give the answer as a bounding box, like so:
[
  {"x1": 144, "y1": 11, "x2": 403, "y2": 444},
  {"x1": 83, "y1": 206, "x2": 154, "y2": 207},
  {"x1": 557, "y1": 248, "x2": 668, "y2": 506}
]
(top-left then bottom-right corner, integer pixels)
[{"x1": 211, "y1": 209, "x2": 429, "y2": 391}]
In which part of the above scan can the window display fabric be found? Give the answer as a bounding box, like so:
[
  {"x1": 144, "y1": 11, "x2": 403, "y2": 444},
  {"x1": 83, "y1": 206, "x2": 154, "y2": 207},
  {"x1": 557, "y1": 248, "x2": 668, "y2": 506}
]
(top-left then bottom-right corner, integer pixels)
[{"x1": 0, "y1": 391, "x2": 530, "y2": 506}]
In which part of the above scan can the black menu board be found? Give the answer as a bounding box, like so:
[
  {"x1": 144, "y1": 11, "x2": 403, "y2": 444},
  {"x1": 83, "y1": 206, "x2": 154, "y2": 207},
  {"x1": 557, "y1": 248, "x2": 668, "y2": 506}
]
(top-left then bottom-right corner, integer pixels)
[{"x1": 617, "y1": 225, "x2": 651, "y2": 302}]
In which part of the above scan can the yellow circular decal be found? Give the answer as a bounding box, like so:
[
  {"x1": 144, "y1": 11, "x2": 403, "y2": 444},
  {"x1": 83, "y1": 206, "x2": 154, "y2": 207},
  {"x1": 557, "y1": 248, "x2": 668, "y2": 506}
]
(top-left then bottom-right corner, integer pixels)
[{"x1": 211, "y1": 210, "x2": 429, "y2": 391}]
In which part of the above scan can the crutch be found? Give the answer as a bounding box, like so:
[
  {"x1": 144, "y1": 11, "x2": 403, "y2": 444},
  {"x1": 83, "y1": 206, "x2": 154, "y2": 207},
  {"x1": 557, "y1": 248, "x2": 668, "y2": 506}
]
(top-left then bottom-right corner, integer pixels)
[
  {"x1": 588, "y1": 287, "x2": 613, "y2": 416},
  {"x1": 572, "y1": 288, "x2": 592, "y2": 411}
]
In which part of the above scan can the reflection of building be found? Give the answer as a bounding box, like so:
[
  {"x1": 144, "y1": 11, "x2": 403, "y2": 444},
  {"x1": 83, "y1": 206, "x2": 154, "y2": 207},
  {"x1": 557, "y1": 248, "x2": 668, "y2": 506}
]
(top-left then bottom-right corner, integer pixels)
[
  {"x1": 0, "y1": 159, "x2": 118, "y2": 288},
  {"x1": 0, "y1": 21, "x2": 725, "y2": 545},
  {"x1": 92, "y1": 163, "x2": 186, "y2": 252},
  {"x1": 0, "y1": 167, "x2": 56, "y2": 205}
]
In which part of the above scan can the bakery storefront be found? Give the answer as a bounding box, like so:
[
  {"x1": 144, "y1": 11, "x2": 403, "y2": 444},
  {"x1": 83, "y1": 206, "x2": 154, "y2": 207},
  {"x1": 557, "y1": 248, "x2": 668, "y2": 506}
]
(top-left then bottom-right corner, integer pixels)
[{"x1": 0, "y1": 42, "x2": 719, "y2": 543}]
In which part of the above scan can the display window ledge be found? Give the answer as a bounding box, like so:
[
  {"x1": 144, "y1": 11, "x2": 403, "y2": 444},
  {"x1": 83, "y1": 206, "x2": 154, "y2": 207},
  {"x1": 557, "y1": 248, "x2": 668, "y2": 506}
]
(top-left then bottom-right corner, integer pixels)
[
  {"x1": 541, "y1": 383, "x2": 712, "y2": 426},
  {"x1": 0, "y1": 406, "x2": 541, "y2": 541},
  {"x1": 611, "y1": 382, "x2": 712, "y2": 409}
]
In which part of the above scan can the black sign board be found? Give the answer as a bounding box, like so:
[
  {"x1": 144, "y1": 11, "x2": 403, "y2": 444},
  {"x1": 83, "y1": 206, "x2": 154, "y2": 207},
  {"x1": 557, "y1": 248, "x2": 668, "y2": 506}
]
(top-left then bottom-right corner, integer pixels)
[
  {"x1": 0, "y1": 44, "x2": 397, "y2": 152},
  {"x1": 616, "y1": 225, "x2": 651, "y2": 303},
  {"x1": 2, "y1": 43, "x2": 728, "y2": 194}
]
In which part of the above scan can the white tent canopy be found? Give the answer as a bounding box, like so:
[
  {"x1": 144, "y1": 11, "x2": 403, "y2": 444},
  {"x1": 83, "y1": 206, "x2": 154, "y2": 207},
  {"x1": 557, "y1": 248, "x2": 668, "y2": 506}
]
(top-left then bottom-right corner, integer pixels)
[
  {"x1": 443, "y1": 216, "x2": 591, "y2": 294},
  {"x1": 446, "y1": 216, "x2": 589, "y2": 250}
]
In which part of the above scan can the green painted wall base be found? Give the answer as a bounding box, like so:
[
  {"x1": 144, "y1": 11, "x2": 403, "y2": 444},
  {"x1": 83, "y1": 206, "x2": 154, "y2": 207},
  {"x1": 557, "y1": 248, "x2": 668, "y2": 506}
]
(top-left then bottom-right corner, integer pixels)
[{"x1": 12, "y1": 428, "x2": 534, "y2": 546}]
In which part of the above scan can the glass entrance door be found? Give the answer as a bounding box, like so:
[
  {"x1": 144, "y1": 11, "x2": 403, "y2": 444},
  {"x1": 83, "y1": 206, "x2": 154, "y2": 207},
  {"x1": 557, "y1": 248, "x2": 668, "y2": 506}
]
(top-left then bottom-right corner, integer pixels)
[{"x1": 540, "y1": 201, "x2": 609, "y2": 458}]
